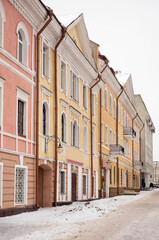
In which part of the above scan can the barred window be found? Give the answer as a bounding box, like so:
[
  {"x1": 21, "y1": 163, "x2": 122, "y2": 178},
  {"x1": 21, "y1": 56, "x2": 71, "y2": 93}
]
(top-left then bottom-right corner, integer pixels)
[{"x1": 15, "y1": 167, "x2": 27, "y2": 205}]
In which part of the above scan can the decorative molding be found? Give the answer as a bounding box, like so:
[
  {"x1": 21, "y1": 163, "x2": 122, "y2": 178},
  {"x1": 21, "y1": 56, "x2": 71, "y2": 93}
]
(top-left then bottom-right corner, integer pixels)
[
  {"x1": 61, "y1": 99, "x2": 68, "y2": 108},
  {"x1": 70, "y1": 106, "x2": 81, "y2": 118},
  {"x1": 42, "y1": 86, "x2": 52, "y2": 97}
]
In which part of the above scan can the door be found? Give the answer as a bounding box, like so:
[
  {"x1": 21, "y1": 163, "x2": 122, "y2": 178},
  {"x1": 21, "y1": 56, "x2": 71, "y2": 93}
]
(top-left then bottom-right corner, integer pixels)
[{"x1": 72, "y1": 173, "x2": 76, "y2": 201}]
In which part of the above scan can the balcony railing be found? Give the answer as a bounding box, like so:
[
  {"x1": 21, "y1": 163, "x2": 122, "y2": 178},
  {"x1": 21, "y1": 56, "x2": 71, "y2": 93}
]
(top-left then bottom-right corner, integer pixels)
[
  {"x1": 110, "y1": 144, "x2": 124, "y2": 157},
  {"x1": 123, "y1": 127, "x2": 136, "y2": 140}
]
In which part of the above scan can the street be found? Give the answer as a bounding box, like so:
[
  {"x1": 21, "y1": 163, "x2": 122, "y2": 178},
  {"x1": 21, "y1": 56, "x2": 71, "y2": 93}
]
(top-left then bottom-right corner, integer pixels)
[{"x1": 70, "y1": 190, "x2": 159, "y2": 240}]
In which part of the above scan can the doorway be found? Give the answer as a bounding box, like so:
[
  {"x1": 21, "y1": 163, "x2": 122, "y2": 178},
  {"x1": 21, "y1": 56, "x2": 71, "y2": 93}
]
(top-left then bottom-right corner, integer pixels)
[
  {"x1": 72, "y1": 173, "x2": 76, "y2": 201},
  {"x1": 38, "y1": 164, "x2": 52, "y2": 207}
]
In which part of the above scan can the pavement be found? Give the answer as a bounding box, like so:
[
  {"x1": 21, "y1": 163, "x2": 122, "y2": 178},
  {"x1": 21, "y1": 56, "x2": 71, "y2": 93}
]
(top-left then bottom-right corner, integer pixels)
[{"x1": 70, "y1": 189, "x2": 159, "y2": 240}]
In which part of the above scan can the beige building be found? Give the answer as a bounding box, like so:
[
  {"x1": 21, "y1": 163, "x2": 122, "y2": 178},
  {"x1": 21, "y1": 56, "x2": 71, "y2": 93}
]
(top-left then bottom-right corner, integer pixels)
[{"x1": 153, "y1": 161, "x2": 159, "y2": 184}]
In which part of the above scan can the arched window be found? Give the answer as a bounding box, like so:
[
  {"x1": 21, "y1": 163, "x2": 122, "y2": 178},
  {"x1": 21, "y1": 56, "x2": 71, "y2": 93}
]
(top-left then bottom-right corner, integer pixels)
[
  {"x1": 0, "y1": 0, "x2": 6, "y2": 48},
  {"x1": 16, "y1": 22, "x2": 29, "y2": 66},
  {"x1": 42, "y1": 102, "x2": 49, "y2": 136},
  {"x1": 84, "y1": 126, "x2": 87, "y2": 151},
  {"x1": 109, "y1": 94, "x2": 112, "y2": 115},
  {"x1": 71, "y1": 120, "x2": 79, "y2": 148},
  {"x1": 61, "y1": 113, "x2": 66, "y2": 143},
  {"x1": 105, "y1": 88, "x2": 108, "y2": 110},
  {"x1": 114, "y1": 99, "x2": 116, "y2": 119}
]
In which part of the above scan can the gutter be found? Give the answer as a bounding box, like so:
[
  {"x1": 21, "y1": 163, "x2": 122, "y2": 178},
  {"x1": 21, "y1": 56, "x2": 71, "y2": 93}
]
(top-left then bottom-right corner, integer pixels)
[
  {"x1": 91, "y1": 59, "x2": 108, "y2": 198},
  {"x1": 116, "y1": 86, "x2": 124, "y2": 195},
  {"x1": 54, "y1": 27, "x2": 67, "y2": 206},
  {"x1": 132, "y1": 113, "x2": 138, "y2": 189},
  {"x1": 36, "y1": 9, "x2": 53, "y2": 208}
]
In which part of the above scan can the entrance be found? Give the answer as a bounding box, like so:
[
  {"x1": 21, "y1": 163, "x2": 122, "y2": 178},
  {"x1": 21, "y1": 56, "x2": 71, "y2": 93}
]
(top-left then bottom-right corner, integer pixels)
[
  {"x1": 38, "y1": 164, "x2": 52, "y2": 207},
  {"x1": 72, "y1": 173, "x2": 76, "y2": 201}
]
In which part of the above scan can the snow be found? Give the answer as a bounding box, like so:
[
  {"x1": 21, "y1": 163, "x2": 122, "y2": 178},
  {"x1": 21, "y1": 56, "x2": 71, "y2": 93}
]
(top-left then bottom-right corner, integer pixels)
[{"x1": 0, "y1": 190, "x2": 153, "y2": 240}]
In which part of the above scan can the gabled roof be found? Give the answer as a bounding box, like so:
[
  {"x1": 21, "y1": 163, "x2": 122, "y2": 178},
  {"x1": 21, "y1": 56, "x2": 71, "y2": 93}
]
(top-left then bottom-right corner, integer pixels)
[
  {"x1": 57, "y1": 13, "x2": 96, "y2": 69},
  {"x1": 116, "y1": 73, "x2": 135, "y2": 106}
]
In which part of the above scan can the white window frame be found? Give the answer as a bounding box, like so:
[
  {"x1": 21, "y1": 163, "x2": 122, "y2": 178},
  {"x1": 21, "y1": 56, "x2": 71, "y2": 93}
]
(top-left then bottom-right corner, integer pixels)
[
  {"x1": 14, "y1": 165, "x2": 28, "y2": 206},
  {"x1": 42, "y1": 101, "x2": 49, "y2": 136},
  {"x1": 83, "y1": 174, "x2": 87, "y2": 197},
  {"x1": 0, "y1": 77, "x2": 5, "y2": 130},
  {"x1": 71, "y1": 119, "x2": 79, "y2": 148},
  {"x1": 109, "y1": 129, "x2": 113, "y2": 145},
  {"x1": 83, "y1": 126, "x2": 87, "y2": 152},
  {"x1": 16, "y1": 88, "x2": 29, "y2": 137},
  {"x1": 42, "y1": 40, "x2": 50, "y2": 80},
  {"x1": 61, "y1": 112, "x2": 67, "y2": 143},
  {"x1": 114, "y1": 99, "x2": 116, "y2": 119},
  {"x1": 61, "y1": 60, "x2": 67, "y2": 92},
  {"x1": 70, "y1": 70, "x2": 79, "y2": 102},
  {"x1": 105, "y1": 88, "x2": 108, "y2": 110},
  {"x1": 83, "y1": 84, "x2": 87, "y2": 109},
  {"x1": 0, "y1": 162, "x2": 3, "y2": 208},
  {"x1": 60, "y1": 170, "x2": 66, "y2": 196},
  {"x1": 105, "y1": 125, "x2": 108, "y2": 145},
  {"x1": 16, "y1": 22, "x2": 29, "y2": 67},
  {"x1": 109, "y1": 93, "x2": 112, "y2": 115},
  {"x1": 0, "y1": 0, "x2": 6, "y2": 49}
]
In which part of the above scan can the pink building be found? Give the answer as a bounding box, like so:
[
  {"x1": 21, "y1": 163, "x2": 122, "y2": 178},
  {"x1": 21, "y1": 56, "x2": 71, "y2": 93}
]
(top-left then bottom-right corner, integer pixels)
[{"x1": 0, "y1": 0, "x2": 48, "y2": 216}]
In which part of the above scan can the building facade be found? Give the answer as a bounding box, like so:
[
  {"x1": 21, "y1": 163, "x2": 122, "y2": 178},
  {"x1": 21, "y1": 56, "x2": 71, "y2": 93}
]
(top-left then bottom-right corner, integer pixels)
[
  {"x1": 135, "y1": 94, "x2": 155, "y2": 188},
  {"x1": 153, "y1": 161, "x2": 159, "y2": 184}
]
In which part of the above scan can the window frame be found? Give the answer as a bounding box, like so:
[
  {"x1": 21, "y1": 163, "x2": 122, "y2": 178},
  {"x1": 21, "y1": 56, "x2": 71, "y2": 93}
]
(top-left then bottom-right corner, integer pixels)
[
  {"x1": 105, "y1": 125, "x2": 108, "y2": 145},
  {"x1": 60, "y1": 170, "x2": 66, "y2": 195},
  {"x1": 83, "y1": 126, "x2": 87, "y2": 152},
  {"x1": 109, "y1": 93, "x2": 112, "y2": 115},
  {"x1": 0, "y1": 77, "x2": 5, "y2": 130},
  {"x1": 0, "y1": 0, "x2": 6, "y2": 49},
  {"x1": 14, "y1": 165, "x2": 28, "y2": 206},
  {"x1": 83, "y1": 84, "x2": 87, "y2": 109},
  {"x1": 83, "y1": 174, "x2": 87, "y2": 196},
  {"x1": 42, "y1": 40, "x2": 50, "y2": 80},
  {"x1": 105, "y1": 88, "x2": 108, "y2": 110},
  {"x1": 0, "y1": 162, "x2": 3, "y2": 208},
  {"x1": 61, "y1": 112, "x2": 67, "y2": 143},
  {"x1": 61, "y1": 60, "x2": 67, "y2": 92}
]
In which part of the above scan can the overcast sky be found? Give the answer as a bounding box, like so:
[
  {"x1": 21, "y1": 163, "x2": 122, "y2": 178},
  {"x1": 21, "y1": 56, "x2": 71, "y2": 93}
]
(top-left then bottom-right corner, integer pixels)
[{"x1": 43, "y1": 0, "x2": 159, "y2": 160}]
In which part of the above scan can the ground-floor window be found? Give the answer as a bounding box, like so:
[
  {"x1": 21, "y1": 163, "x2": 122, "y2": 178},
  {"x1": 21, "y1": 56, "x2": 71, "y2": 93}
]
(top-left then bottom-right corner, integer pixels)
[
  {"x1": 0, "y1": 163, "x2": 3, "y2": 207},
  {"x1": 60, "y1": 171, "x2": 65, "y2": 195},
  {"x1": 15, "y1": 166, "x2": 27, "y2": 205},
  {"x1": 83, "y1": 175, "x2": 87, "y2": 195}
]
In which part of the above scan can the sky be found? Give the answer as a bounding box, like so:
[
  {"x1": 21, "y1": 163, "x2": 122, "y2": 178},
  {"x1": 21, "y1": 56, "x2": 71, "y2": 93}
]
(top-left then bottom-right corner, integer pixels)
[{"x1": 43, "y1": 0, "x2": 159, "y2": 160}]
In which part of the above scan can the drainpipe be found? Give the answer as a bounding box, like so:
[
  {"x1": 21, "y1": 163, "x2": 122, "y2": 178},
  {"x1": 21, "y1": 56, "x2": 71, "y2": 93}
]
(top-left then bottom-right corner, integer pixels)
[
  {"x1": 132, "y1": 113, "x2": 138, "y2": 189},
  {"x1": 36, "y1": 9, "x2": 53, "y2": 208},
  {"x1": 91, "y1": 61, "x2": 108, "y2": 198},
  {"x1": 116, "y1": 86, "x2": 124, "y2": 195},
  {"x1": 139, "y1": 123, "x2": 144, "y2": 189},
  {"x1": 54, "y1": 27, "x2": 67, "y2": 206}
]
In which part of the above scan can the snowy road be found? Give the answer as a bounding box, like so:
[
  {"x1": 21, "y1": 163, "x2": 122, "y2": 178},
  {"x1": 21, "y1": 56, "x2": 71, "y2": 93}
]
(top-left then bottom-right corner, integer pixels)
[{"x1": 0, "y1": 190, "x2": 158, "y2": 240}]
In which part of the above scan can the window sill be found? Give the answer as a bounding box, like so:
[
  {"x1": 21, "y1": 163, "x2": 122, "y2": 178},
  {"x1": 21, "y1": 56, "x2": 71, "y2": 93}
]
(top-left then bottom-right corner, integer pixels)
[{"x1": 18, "y1": 134, "x2": 26, "y2": 138}]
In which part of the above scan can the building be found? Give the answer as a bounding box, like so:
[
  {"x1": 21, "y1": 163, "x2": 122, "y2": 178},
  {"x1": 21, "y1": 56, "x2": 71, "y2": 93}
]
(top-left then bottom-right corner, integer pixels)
[
  {"x1": 135, "y1": 94, "x2": 155, "y2": 188},
  {"x1": 153, "y1": 161, "x2": 159, "y2": 184}
]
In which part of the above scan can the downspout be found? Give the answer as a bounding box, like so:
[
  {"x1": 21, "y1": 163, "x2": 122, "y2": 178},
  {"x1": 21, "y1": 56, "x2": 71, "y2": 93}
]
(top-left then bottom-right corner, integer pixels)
[
  {"x1": 54, "y1": 27, "x2": 67, "y2": 206},
  {"x1": 36, "y1": 9, "x2": 53, "y2": 208},
  {"x1": 116, "y1": 86, "x2": 124, "y2": 195},
  {"x1": 132, "y1": 113, "x2": 138, "y2": 189},
  {"x1": 91, "y1": 61, "x2": 108, "y2": 198},
  {"x1": 139, "y1": 123, "x2": 144, "y2": 189}
]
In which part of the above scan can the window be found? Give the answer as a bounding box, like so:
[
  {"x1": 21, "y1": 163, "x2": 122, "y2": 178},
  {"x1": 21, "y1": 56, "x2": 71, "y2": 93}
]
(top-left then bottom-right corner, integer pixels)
[
  {"x1": 60, "y1": 171, "x2": 65, "y2": 195},
  {"x1": 101, "y1": 122, "x2": 104, "y2": 143},
  {"x1": 114, "y1": 99, "x2": 116, "y2": 119},
  {"x1": 0, "y1": 0, "x2": 6, "y2": 48},
  {"x1": 83, "y1": 175, "x2": 87, "y2": 195},
  {"x1": 17, "y1": 22, "x2": 29, "y2": 66},
  {"x1": 17, "y1": 88, "x2": 29, "y2": 137},
  {"x1": 18, "y1": 100, "x2": 24, "y2": 135},
  {"x1": 61, "y1": 61, "x2": 66, "y2": 92},
  {"x1": 83, "y1": 84, "x2": 87, "y2": 109},
  {"x1": 109, "y1": 94, "x2": 112, "y2": 115},
  {"x1": 126, "y1": 115, "x2": 128, "y2": 127},
  {"x1": 114, "y1": 166, "x2": 116, "y2": 185},
  {"x1": 105, "y1": 126, "x2": 108, "y2": 145},
  {"x1": 121, "y1": 107, "x2": 123, "y2": 125},
  {"x1": 118, "y1": 135, "x2": 120, "y2": 145},
  {"x1": 42, "y1": 102, "x2": 49, "y2": 136},
  {"x1": 114, "y1": 132, "x2": 116, "y2": 144},
  {"x1": 109, "y1": 168, "x2": 112, "y2": 184},
  {"x1": 71, "y1": 120, "x2": 79, "y2": 148},
  {"x1": 42, "y1": 43, "x2": 49, "y2": 78},
  {"x1": 92, "y1": 93, "x2": 95, "y2": 115},
  {"x1": 83, "y1": 126, "x2": 87, "y2": 151},
  {"x1": 105, "y1": 88, "x2": 108, "y2": 110},
  {"x1": 70, "y1": 70, "x2": 79, "y2": 102},
  {"x1": 109, "y1": 129, "x2": 113, "y2": 145},
  {"x1": 0, "y1": 162, "x2": 3, "y2": 208},
  {"x1": 15, "y1": 166, "x2": 27, "y2": 205},
  {"x1": 121, "y1": 169, "x2": 123, "y2": 186},
  {"x1": 0, "y1": 77, "x2": 5, "y2": 129},
  {"x1": 61, "y1": 113, "x2": 66, "y2": 143}
]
